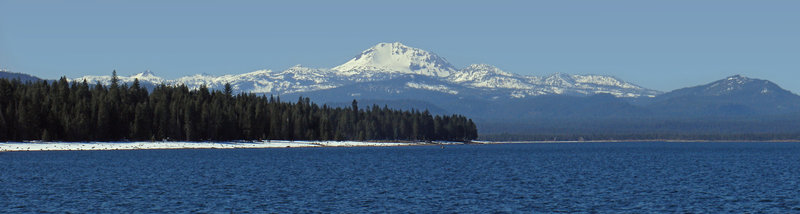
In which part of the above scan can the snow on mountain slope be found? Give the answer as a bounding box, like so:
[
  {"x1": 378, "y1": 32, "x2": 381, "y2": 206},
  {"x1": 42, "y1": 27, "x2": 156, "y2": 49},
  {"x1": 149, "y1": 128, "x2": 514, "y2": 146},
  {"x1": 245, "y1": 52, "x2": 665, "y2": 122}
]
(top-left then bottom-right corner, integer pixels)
[
  {"x1": 448, "y1": 65, "x2": 659, "y2": 98},
  {"x1": 449, "y1": 64, "x2": 532, "y2": 89},
  {"x1": 74, "y1": 70, "x2": 162, "y2": 86},
  {"x1": 333, "y1": 42, "x2": 455, "y2": 78},
  {"x1": 171, "y1": 65, "x2": 341, "y2": 94},
  {"x1": 72, "y1": 42, "x2": 661, "y2": 98},
  {"x1": 406, "y1": 82, "x2": 459, "y2": 95},
  {"x1": 128, "y1": 70, "x2": 163, "y2": 83},
  {"x1": 74, "y1": 65, "x2": 341, "y2": 94},
  {"x1": 532, "y1": 73, "x2": 659, "y2": 98},
  {"x1": 701, "y1": 75, "x2": 778, "y2": 96}
]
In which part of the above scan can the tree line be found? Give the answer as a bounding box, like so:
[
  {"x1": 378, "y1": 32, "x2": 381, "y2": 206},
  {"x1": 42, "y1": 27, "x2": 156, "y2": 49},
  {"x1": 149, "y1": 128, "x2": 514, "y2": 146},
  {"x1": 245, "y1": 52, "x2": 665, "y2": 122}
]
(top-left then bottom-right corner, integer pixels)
[
  {"x1": 0, "y1": 72, "x2": 478, "y2": 142},
  {"x1": 478, "y1": 116, "x2": 800, "y2": 141}
]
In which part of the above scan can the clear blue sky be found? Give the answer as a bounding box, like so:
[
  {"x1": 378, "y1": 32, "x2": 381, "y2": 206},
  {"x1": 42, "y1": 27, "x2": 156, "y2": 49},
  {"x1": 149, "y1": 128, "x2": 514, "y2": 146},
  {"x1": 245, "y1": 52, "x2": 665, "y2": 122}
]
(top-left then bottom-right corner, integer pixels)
[{"x1": 1, "y1": 0, "x2": 798, "y2": 92}]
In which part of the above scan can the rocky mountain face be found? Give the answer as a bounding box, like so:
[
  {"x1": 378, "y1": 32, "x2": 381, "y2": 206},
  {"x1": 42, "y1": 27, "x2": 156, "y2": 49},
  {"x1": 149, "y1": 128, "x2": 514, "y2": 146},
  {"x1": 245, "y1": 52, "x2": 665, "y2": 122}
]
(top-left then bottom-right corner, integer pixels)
[{"x1": 72, "y1": 42, "x2": 660, "y2": 99}]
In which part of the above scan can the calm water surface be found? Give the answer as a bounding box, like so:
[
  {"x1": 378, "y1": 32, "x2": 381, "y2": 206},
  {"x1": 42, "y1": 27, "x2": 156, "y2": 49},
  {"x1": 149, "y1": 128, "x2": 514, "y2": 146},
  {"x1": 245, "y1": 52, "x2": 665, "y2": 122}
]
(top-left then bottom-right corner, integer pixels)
[{"x1": 2, "y1": 142, "x2": 800, "y2": 213}]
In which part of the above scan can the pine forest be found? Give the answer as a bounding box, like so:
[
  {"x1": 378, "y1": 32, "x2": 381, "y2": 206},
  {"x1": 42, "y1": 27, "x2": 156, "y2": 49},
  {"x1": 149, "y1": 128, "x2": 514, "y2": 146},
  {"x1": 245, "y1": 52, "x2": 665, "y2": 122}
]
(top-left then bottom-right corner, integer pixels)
[{"x1": 0, "y1": 72, "x2": 478, "y2": 142}]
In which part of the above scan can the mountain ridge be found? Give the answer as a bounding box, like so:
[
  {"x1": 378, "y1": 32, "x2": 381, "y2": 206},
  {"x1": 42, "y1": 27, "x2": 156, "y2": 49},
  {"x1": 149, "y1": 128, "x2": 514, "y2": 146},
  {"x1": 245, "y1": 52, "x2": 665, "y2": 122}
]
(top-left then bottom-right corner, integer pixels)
[
  {"x1": 643, "y1": 75, "x2": 800, "y2": 116},
  {"x1": 0, "y1": 70, "x2": 41, "y2": 82}
]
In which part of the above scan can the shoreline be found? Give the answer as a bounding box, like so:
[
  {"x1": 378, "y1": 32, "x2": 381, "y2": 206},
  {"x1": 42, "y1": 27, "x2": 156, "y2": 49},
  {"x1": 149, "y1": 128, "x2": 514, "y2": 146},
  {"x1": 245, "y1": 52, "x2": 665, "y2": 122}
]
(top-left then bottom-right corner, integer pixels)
[
  {"x1": 491, "y1": 139, "x2": 800, "y2": 144},
  {"x1": 3, "y1": 140, "x2": 799, "y2": 152},
  {"x1": 0, "y1": 140, "x2": 467, "y2": 152}
]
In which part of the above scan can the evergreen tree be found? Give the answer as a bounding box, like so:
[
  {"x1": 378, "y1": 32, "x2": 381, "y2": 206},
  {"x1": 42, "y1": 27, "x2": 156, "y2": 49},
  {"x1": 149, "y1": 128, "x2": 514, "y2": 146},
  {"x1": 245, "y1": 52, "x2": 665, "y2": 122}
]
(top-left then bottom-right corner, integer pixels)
[{"x1": 111, "y1": 70, "x2": 119, "y2": 88}]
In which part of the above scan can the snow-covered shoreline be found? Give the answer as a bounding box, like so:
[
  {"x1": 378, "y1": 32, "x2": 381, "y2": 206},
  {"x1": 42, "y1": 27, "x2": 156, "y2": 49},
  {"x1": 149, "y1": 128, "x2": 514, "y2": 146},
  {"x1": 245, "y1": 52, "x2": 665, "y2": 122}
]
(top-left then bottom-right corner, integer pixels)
[
  {"x1": 0, "y1": 140, "x2": 464, "y2": 152},
  {"x1": 6, "y1": 140, "x2": 790, "y2": 152}
]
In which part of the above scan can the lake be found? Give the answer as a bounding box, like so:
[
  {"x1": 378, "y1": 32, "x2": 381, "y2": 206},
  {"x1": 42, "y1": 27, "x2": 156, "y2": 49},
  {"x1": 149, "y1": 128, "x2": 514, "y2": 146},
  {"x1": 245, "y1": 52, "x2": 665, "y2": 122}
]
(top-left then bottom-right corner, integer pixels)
[{"x1": 2, "y1": 142, "x2": 799, "y2": 212}]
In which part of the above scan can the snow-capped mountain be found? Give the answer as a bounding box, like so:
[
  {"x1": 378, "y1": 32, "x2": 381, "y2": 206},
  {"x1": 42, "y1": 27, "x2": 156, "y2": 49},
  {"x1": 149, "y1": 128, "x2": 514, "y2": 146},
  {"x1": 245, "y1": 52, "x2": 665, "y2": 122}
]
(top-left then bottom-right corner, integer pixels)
[
  {"x1": 449, "y1": 64, "x2": 531, "y2": 89},
  {"x1": 171, "y1": 66, "x2": 341, "y2": 94},
  {"x1": 333, "y1": 42, "x2": 456, "y2": 78},
  {"x1": 129, "y1": 70, "x2": 163, "y2": 83},
  {"x1": 72, "y1": 42, "x2": 660, "y2": 98},
  {"x1": 448, "y1": 64, "x2": 659, "y2": 98},
  {"x1": 75, "y1": 66, "x2": 343, "y2": 94},
  {"x1": 75, "y1": 70, "x2": 162, "y2": 86}
]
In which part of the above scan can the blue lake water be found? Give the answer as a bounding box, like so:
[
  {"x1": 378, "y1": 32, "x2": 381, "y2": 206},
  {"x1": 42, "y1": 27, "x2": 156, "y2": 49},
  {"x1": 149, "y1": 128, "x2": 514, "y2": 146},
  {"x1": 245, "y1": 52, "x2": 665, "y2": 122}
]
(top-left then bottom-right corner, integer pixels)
[{"x1": 2, "y1": 142, "x2": 800, "y2": 213}]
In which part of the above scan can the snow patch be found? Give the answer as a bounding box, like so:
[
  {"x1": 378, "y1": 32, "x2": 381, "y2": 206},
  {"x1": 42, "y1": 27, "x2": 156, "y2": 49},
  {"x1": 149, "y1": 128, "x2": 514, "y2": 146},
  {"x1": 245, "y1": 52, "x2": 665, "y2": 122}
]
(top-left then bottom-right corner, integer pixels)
[
  {"x1": 0, "y1": 141, "x2": 436, "y2": 151},
  {"x1": 405, "y1": 82, "x2": 459, "y2": 95}
]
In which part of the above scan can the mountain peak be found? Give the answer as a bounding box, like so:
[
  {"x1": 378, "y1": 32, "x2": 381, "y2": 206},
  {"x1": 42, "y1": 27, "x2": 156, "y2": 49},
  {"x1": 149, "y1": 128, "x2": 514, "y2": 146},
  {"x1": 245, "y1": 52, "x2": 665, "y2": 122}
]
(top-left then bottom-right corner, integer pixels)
[
  {"x1": 130, "y1": 70, "x2": 163, "y2": 82},
  {"x1": 725, "y1": 74, "x2": 751, "y2": 83},
  {"x1": 332, "y1": 42, "x2": 455, "y2": 77},
  {"x1": 374, "y1": 42, "x2": 409, "y2": 48},
  {"x1": 714, "y1": 74, "x2": 760, "y2": 89},
  {"x1": 543, "y1": 73, "x2": 576, "y2": 86},
  {"x1": 139, "y1": 70, "x2": 155, "y2": 76},
  {"x1": 458, "y1": 64, "x2": 516, "y2": 77}
]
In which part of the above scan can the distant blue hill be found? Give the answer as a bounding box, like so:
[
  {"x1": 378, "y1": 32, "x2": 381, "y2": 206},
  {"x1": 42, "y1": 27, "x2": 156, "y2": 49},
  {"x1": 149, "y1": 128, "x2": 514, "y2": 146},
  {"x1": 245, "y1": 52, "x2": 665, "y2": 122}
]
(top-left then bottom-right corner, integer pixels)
[
  {"x1": 643, "y1": 75, "x2": 800, "y2": 117},
  {"x1": 0, "y1": 70, "x2": 41, "y2": 82}
]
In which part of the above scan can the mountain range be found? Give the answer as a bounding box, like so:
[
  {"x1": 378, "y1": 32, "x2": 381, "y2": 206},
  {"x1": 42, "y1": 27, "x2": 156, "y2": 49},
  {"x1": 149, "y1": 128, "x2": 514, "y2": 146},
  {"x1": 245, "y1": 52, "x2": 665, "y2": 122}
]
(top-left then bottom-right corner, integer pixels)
[
  {"x1": 71, "y1": 42, "x2": 661, "y2": 99},
  {"x1": 5, "y1": 42, "x2": 800, "y2": 137}
]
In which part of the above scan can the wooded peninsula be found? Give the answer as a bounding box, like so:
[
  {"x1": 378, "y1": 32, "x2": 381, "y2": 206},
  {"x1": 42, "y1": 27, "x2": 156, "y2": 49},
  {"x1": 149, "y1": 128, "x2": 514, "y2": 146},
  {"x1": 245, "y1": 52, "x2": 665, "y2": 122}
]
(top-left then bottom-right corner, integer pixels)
[{"x1": 0, "y1": 73, "x2": 478, "y2": 142}]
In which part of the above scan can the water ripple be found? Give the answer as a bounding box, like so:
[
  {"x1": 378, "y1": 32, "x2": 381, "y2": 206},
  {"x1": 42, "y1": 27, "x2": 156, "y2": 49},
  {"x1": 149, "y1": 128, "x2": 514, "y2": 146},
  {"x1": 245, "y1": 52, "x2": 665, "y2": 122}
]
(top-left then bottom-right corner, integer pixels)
[{"x1": 1, "y1": 142, "x2": 800, "y2": 212}]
